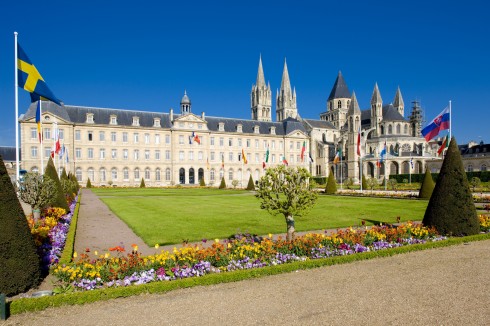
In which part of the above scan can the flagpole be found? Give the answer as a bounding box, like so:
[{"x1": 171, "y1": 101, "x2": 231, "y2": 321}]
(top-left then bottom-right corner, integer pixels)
[
  {"x1": 449, "y1": 100, "x2": 452, "y2": 140},
  {"x1": 340, "y1": 146, "x2": 343, "y2": 190},
  {"x1": 384, "y1": 138, "x2": 387, "y2": 191},
  {"x1": 409, "y1": 157, "x2": 412, "y2": 184},
  {"x1": 40, "y1": 100, "x2": 44, "y2": 174},
  {"x1": 360, "y1": 156, "x2": 363, "y2": 192},
  {"x1": 14, "y1": 32, "x2": 20, "y2": 182}
]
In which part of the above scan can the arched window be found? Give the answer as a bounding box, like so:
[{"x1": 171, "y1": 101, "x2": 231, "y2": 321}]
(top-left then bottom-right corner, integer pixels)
[
  {"x1": 467, "y1": 164, "x2": 473, "y2": 172},
  {"x1": 88, "y1": 168, "x2": 94, "y2": 182},
  {"x1": 111, "y1": 168, "x2": 117, "y2": 180},
  {"x1": 388, "y1": 125, "x2": 393, "y2": 134},
  {"x1": 165, "y1": 168, "x2": 171, "y2": 181},
  {"x1": 380, "y1": 126, "x2": 384, "y2": 135},
  {"x1": 210, "y1": 168, "x2": 215, "y2": 182},
  {"x1": 145, "y1": 168, "x2": 150, "y2": 180},
  {"x1": 123, "y1": 168, "x2": 129, "y2": 180},
  {"x1": 189, "y1": 168, "x2": 195, "y2": 184},
  {"x1": 337, "y1": 100, "x2": 342, "y2": 109},
  {"x1": 156, "y1": 168, "x2": 161, "y2": 181},
  {"x1": 179, "y1": 168, "x2": 185, "y2": 184},
  {"x1": 404, "y1": 125, "x2": 408, "y2": 134},
  {"x1": 100, "y1": 168, "x2": 106, "y2": 182},
  {"x1": 134, "y1": 168, "x2": 140, "y2": 180},
  {"x1": 228, "y1": 168, "x2": 233, "y2": 181},
  {"x1": 396, "y1": 124, "x2": 401, "y2": 134},
  {"x1": 481, "y1": 164, "x2": 487, "y2": 172},
  {"x1": 76, "y1": 168, "x2": 82, "y2": 182}
]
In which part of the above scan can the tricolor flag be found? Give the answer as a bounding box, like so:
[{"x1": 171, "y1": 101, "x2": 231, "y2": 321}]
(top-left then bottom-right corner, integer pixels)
[
  {"x1": 265, "y1": 146, "x2": 270, "y2": 163},
  {"x1": 437, "y1": 134, "x2": 449, "y2": 156},
  {"x1": 410, "y1": 156, "x2": 414, "y2": 169},
  {"x1": 17, "y1": 43, "x2": 61, "y2": 105},
  {"x1": 300, "y1": 141, "x2": 306, "y2": 162},
  {"x1": 379, "y1": 141, "x2": 387, "y2": 162},
  {"x1": 282, "y1": 154, "x2": 288, "y2": 166},
  {"x1": 192, "y1": 132, "x2": 201, "y2": 144},
  {"x1": 333, "y1": 148, "x2": 341, "y2": 164},
  {"x1": 356, "y1": 125, "x2": 363, "y2": 156},
  {"x1": 241, "y1": 149, "x2": 247, "y2": 164},
  {"x1": 308, "y1": 153, "x2": 314, "y2": 163},
  {"x1": 35, "y1": 100, "x2": 42, "y2": 143},
  {"x1": 421, "y1": 107, "x2": 450, "y2": 141}
]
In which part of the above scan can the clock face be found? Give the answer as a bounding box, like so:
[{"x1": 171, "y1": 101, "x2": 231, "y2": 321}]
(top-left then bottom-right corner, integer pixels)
[{"x1": 189, "y1": 123, "x2": 194, "y2": 128}]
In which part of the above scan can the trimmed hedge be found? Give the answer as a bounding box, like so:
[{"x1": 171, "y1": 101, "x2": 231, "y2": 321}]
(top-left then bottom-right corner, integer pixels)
[
  {"x1": 58, "y1": 194, "x2": 82, "y2": 266},
  {"x1": 8, "y1": 232, "x2": 490, "y2": 315},
  {"x1": 391, "y1": 171, "x2": 490, "y2": 183}
]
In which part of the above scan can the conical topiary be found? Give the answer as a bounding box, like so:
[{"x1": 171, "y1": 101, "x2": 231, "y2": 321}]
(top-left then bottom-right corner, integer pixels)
[
  {"x1": 140, "y1": 178, "x2": 146, "y2": 188},
  {"x1": 325, "y1": 167, "x2": 337, "y2": 194},
  {"x1": 219, "y1": 177, "x2": 226, "y2": 189},
  {"x1": 418, "y1": 168, "x2": 435, "y2": 199},
  {"x1": 44, "y1": 157, "x2": 69, "y2": 212},
  {"x1": 0, "y1": 155, "x2": 41, "y2": 296},
  {"x1": 246, "y1": 175, "x2": 255, "y2": 190},
  {"x1": 361, "y1": 174, "x2": 368, "y2": 190},
  {"x1": 422, "y1": 137, "x2": 479, "y2": 236},
  {"x1": 86, "y1": 178, "x2": 92, "y2": 188},
  {"x1": 69, "y1": 172, "x2": 80, "y2": 191},
  {"x1": 61, "y1": 168, "x2": 68, "y2": 181}
]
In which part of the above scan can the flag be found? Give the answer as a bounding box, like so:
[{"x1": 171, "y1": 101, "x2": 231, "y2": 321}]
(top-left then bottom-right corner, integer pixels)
[
  {"x1": 265, "y1": 146, "x2": 270, "y2": 163},
  {"x1": 221, "y1": 154, "x2": 224, "y2": 168},
  {"x1": 437, "y1": 134, "x2": 449, "y2": 156},
  {"x1": 242, "y1": 149, "x2": 248, "y2": 164},
  {"x1": 300, "y1": 141, "x2": 306, "y2": 162},
  {"x1": 421, "y1": 107, "x2": 450, "y2": 141},
  {"x1": 206, "y1": 157, "x2": 210, "y2": 170},
  {"x1": 333, "y1": 148, "x2": 341, "y2": 164},
  {"x1": 65, "y1": 147, "x2": 69, "y2": 163},
  {"x1": 308, "y1": 153, "x2": 314, "y2": 163},
  {"x1": 53, "y1": 123, "x2": 61, "y2": 154},
  {"x1": 17, "y1": 43, "x2": 61, "y2": 105},
  {"x1": 35, "y1": 100, "x2": 42, "y2": 143},
  {"x1": 409, "y1": 157, "x2": 413, "y2": 169},
  {"x1": 380, "y1": 141, "x2": 387, "y2": 162},
  {"x1": 282, "y1": 155, "x2": 288, "y2": 166},
  {"x1": 262, "y1": 162, "x2": 266, "y2": 169},
  {"x1": 188, "y1": 135, "x2": 193, "y2": 144},
  {"x1": 356, "y1": 125, "x2": 362, "y2": 156},
  {"x1": 193, "y1": 132, "x2": 201, "y2": 144},
  {"x1": 59, "y1": 144, "x2": 65, "y2": 159}
]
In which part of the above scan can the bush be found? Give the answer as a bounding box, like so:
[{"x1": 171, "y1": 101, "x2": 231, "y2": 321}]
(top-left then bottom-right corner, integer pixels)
[
  {"x1": 418, "y1": 168, "x2": 435, "y2": 199},
  {"x1": 199, "y1": 178, "x2": 206, "y2": 187},
  {"x1": 246, "y1": 175, "x2": 255, "y2": 190},
  {"x1": 44, "y1": 157, "x2": 69, "y2": 212},
  {"x1": 219, "y1": 177, "x2": 226, "y2": 189},
  {"x1": 61, "y1": 168, "x2": 68, "y2": 181},
  {"x1": 0, "y1": 155, "x2": 41, "y2": 296},
  {"x1": 140, "y1": 178, "x2": 146, "y2": 188},
  {"x1": 366, "y1": 177, "x2": 377, "y2": 191},
  {"x1": 361, "y1": 174, "x2": 368, "y2": 190},
  {"x1": 325, "y1": 167, "x2": 337, "y2": 194},
  {"x1": 423, "y1": 137, "x2": 480, "y2": 236},
  {"x1": 388, "y1": 178, "x2": 397, "y2": 190},
  {"x1": 17, "y1": 172, "x2": 58, "y2": 213},
  {"x1": 470, "y1": 177, "x2": 481, "y2": 192},
  {"x1": 344, "y1": 178, "x2": 354, "y2": 189},
  {"x1": 86, "y1": 178, "x2": 92, "y2": 188},
  {"x1": 231, "y1": 180, "x2": 239, "y2": 189}
]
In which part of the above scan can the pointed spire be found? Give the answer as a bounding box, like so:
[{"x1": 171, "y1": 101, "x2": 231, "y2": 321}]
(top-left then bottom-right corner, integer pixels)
[
  {"x1": 347, "y1": 91, "x2": 361, "y2": 115},
  {"x1": 280, "y1": 58, "x2": 292, "y2": 93},
  {"x1": 256, "y1": 54, "x2": 266, "y2": 87},
  {"x1": 328, "y1": 71, "x2": 350, "y2": 101},
  {"x1": 370, "y1": 82, "x2": 383, "y2": 104},
  {"x1": 393, "y1": 86, "x2": 404, "y2": 108}
]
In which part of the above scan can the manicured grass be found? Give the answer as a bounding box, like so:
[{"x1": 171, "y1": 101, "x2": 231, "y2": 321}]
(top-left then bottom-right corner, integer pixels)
[{"x1": 92, "y1": 188, "x2": 429, "y2": 245}]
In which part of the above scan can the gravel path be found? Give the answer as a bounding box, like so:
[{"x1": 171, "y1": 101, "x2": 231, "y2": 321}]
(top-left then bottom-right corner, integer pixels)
[{"x1": 4, "y1": 239, "x2": 489, "y2": 325}]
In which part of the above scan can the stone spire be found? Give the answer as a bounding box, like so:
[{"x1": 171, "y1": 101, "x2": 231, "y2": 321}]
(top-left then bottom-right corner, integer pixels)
[
  {"x1": 276, "y1": 58, "x2": 297, "y2": 121},
  {"x1": 321, "y1": 71, "x2": 351, "y2": 129},
  {"x1": 251, "y1": 55, "x2": 272, "y2": 121},
  {"x1": 347, "y1": 91, "x2": 361, "y2": 116},
  {"x1": 370, "y1": 82, "x2": 383, "y2": 105},
  {"x1": 370, "y1": 83, "x2": 383, "y2": 133},
  {"x1": 393, "y1": 86, "x2": 405, "y2": 117},
  {"x1": 328, "y1": 71, "x2": 350, "y2": 101}
]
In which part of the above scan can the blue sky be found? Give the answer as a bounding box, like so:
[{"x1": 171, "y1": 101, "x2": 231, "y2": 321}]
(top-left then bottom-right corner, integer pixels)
[{"x1": 1, "y1": 0, "x2": 489, "y2": 146}]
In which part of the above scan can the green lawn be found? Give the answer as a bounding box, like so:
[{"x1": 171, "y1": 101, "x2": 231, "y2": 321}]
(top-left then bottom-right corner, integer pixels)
[{"x1": 92, "y1": 188, "x2": 429, "y2": 246}]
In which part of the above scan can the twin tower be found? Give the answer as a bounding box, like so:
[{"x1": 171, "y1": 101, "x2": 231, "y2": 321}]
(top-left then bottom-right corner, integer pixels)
[{"x1": 251, "y1": 56, "x2": 297, "y2": 122}]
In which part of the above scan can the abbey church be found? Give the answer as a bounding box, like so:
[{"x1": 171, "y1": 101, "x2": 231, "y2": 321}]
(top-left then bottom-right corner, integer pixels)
[{"x1": 19, "y1": 57, "x2": 436, "y2": 187}]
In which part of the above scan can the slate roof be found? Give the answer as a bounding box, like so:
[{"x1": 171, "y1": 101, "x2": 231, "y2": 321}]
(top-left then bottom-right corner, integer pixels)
[
  {"x1": 303, "y1": 119, "x2": 336, "y2": 130},
  {"x1": 459, "y1": 142, "x2": 490, "y2": 156},
  {"x1": 328, "y1": 71, "x2": 350, "y2": 101},
  {"x1": 0, "y1": 146, "x2": 20, "y2": 161},
  {"x1": 359, "y1": 104, "x2": 407, "y2": 126}
]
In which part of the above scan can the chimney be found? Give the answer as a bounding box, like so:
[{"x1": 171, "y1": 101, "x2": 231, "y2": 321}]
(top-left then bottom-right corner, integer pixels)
[
  {"x1": 169, "y1": 108, "x2": 174, "y2": 121},
  {"x1": 201, "y1": 111, "x2": 205, "y2": 120}
]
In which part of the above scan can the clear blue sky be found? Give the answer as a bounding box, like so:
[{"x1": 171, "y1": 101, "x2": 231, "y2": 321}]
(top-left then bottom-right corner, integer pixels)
[{"x1": 1, "y1": 0, "x2": 489, "y2": 147}]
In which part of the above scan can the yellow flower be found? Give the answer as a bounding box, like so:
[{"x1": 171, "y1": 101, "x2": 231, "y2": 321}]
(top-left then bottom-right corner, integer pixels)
[
  {"x1": 73, "y1": 252, "x2": 78, "y2": 258},
  {"x1": 104, "y1": 253, "x2": 110, "y2": 259},
  {"x1": 269, "y1": 233, "x2": 273, "y2": 239},
  {"x1": 214, "y1": 238, "x2": 219, "y2": 243},
  {"x1": 94, "y1": 251, "x2": 98, "y2": 256},
  {"x1": 155, "y1": 244, "x2": 160, "y2": 249}
]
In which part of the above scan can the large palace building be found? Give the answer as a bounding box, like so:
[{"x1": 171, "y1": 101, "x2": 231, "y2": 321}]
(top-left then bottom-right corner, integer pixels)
[{"x1": 19, "y1": 57, "x2": 454, "y2": 187}]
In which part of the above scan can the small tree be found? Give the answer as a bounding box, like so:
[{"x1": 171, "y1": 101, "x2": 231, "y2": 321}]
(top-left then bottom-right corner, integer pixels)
[
  {"x1": 366, "y1": 177, "x2": 377, "y2": 191},
  {"x1": 344, "y1": 177, "x2": 353, "y2": 189},
  {"x1": 231, "y1": 179, "x2": 239, "y2": 189},
  {"x1": 44, "y1": 157, "x2": 69, "y2": 212},
  {"x1": 423, "y1": 137, "x2": 479, "y2": 236},
  {"x1": 17, "y1": 172, "x2": 58, "y2": 219},
  {"x1": 388, "y1": 178, "x2": 398, "y2": 190},
  {"x1": 140, "y1": 178, "x2": 146, "y2": 188},
  {"x1": 219, "y1": 177, "x2": 226, "y2": 189},
  {"x1": 256, "y1": 166, "x2": 318, "y2": 241},
  {"x1": 418, "y1": 168, "x2": 435, "y2": 199},
  {"x1": 0, "y1": 155, "x2": 41, "y2": 296},
  {"x1": 325, "y1": 167, "x2": 337, "y2": 194},
  {"x1": 61, "y1": 168, "x2": 68, "y2": 181},
  {"x1": 361, "y1": 174, "x2": 368, "y2": 190},
  {"x1": 199, "y1": 177, "x2": 206, "y2": 187},
  {"x1": 86, "y1": 178, "x2": 92, "y2": 188},
  {"x1": 470, "y1": 177, "x2": 481, "y2": 192},
  {"x1": 246, "y1": 175, "x2": 255, "y2": 190}
]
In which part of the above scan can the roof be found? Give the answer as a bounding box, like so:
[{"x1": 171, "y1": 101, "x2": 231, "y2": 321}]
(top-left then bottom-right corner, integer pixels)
[
  {"x1": 382, "y1": 104, "x2": 406, "y2": 121},
  {"x1": 303, "y1": 119, "x2": 336, "y2": 130},
  {"x1": 328, "y1": 71, "x2": 350, "y2": 101},
  {"x1": 459, "y1": 142, "x2": 490, "y2": 156},
  {"x1": 0, "y1": 147, "x2": 20, "y2": 161}
]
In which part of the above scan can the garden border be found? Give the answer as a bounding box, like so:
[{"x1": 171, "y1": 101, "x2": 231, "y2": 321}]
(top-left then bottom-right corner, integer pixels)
[
  {"x1": 58, "y1": 193, "x2": 81, "y2": 266},
  {"x1": 8, "y1": 232, "x2": 490, "y2": 315}
]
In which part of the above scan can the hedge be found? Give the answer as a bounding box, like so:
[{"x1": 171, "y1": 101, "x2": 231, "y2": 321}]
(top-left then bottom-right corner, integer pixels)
[
  {"x1": 391, "y1": 171, "x2": 490, "y2": 183},
  {"x1": 58, "y1": 193, "x2": 82, "y2": 266}
]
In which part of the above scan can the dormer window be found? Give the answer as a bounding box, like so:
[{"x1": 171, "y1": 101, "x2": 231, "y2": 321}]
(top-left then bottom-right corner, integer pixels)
[
  {"x1": 86, "y1": 113, "x2": 94, "y2": 124},
  {"x1": 132, "y1": 116, "x2": 140, "y2": 126},
  {"x1": 270, "y1": 126, "x2": 276, "y2": 135},
  {"x1": 110, "y1": 115, "x2": 117, "y2": 125},
  {"x1": 236, "y1": 124, "x2": 243, "y2": 133},
  {"x1": 153, "y1": 118, "x2": 161, "y2": 127},
  {"x1": 254, "y1": 125, "x2": 260, "y2": 134},
  {"x1": 218, "y1": 122, "x2": 225, "y2": 131}
]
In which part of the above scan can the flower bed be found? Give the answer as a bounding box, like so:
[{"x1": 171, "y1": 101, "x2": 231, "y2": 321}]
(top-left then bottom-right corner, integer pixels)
[{"x1": 53, "y1": 222, "x2": 450, "y2": 292}]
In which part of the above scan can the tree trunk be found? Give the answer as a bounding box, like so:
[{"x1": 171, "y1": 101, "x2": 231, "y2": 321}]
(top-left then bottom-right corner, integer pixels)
[{"x1": 285, "y1": 214, "x2": 295, "y2": 241}]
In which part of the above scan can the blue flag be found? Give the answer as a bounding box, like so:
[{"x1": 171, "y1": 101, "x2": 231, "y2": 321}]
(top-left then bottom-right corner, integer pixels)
[{"x1": 17, "y1": 43, "x2": 61, "y2": 105}]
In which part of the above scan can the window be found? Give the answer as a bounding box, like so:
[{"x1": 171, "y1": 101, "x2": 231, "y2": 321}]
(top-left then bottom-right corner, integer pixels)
[
  {"x1": 145, "y1": 168, "x2": 150, "y2": 180},
  {"x1": 290, "y1": 154, "x2": 294, "y2": 163},
  {"x1": 229, "y1": 152, "x2": 233, "y2": 161},
  {"x1": 111, "y1": 168, "x2": 117, "y2": 180},
  {"x1": 396, "y1": 124, "x2": 401, "y2": 134},
  {"x1": 263, "y1": 140, "x2": 267, "y2": 149},
  {"x1": 88, "y1": 148, "x2": 94, "y2": 159},
  {"x1": 31, "y1": 146, "x2": 38, "y2": 158},
  {"x1": 44, "y1": 148, "x2": 51, "y2": 158},
  {"x1": 179, "y1": 151, "x2": 184, "y2": 161},
  {"x1": 254, "y1": 126, "x2": 259, "y2": 134},
  {"x1": 229, "y1": 138, "x2": 233, "y2": 146},
  {"x1": 88, "y1": 168, "x2": 94, "y2": 182},
  {"x1": 228, "y1": 169, "x2": 233, "y2": 181},
  {"x1": 153, "y1": 118, "x2": 160, "y2": 127},
  {"x1": 145, "y1": 150, "x2": 150, "y2": 160},
  {"x1": 132, "y1": 117, "x2": 140, "y2": 126},
  {"x1": 145, "y1": 133, "x2": 150, "y2": 144},
  {"x1": 111, "y1": 149, "x2": 117, "y2": 159},
  {"x1": 123, "y1": 149, "x2": 128, "y2": 160},
  {"x1": 211, "y1": 151, "x2": 215, "y2": 161},
  {"x1": 111, "y1": 132, "x2": 117, "y2": 142},
  {"x1": 76, "y1": 168, "x2": 82, "y2": 182},
  {"x1": 255, "y1": 153, "x2": 259, "y2": 163},
  {"x1": 155, "y1": 150, "x2": 160, "y2": 160},
  {"x1": 246, "y1": 139, "x2": 250, "y2": 148},
  {"x1": 165, "y1": 168, "x2": 171, "y2": 181},
  {"x1": 134, "y1": 168, "x2": 140, "y2": 180},
  {"x1": 123, "y1": 132, "x2": 128, "y2": 143},
  {"x1": 219, "y1": 122, "x2": 224, "y2": 131},
  {"x1": 165, "y1": 134, "x2": 170, "y2": 144},
  {"x1": 110, "y1": 115, "x2": 117, "y2": 125},
  {"x1": 155, "y1": 134, "x2": 160, "y2": 144},
  {"x1": 31, "y1": 128, "x2": 37, "y2": 139},
  {"x1": 86, "y1": 113, "x2": 94, "y2": 123},
  {"x1": 272, "y1": 141, "x2": 275, "y2": 149},
  {"x1": 210, "y1": 169, "x2": 215, "y2": 182},
  {"x1": 279, "y1": 141, "x2": 283, "y2": 150},
  {"x1": 75, "y1": 130, "x2": 81, "y2": 141},
  {"x1": 100, "y1": 148, "x2": 105, "y2": 159},
  {"x1": 76, "y1": 148, "x2": 81, "y2": 159},
  {"x1": 271, "y1": 154, "x2": 276, "y2": 163},
  {"x1": 179, "y1": 135, "x2": 184, "y2": 144},
  {"x1": 219, "y1": 138, "x2": 224, "y2": 146},
  {"x1": 134, "y1": 133, "x2": 139, "y2": 143},
  {"x1": 156, "y1": 168, "x2": 161, "y2": 181},
  {"x1": 189, "y1": 151, "x2": 194, "y2": 161},
  {"x1": 210, "y1": 137, "x2": 215, "y2": 146},
  {"x1": 198, "y1": 151, "x2": 203, "y2": 161},
  {"x1": 388, "y1": 125, "x2": 393, "y2": 134},
  {"x1": 88, "y1": 131, "x2": 93, "y2": 141},
  {"x1": 290, "y1": 141, "x2": 293, "y2": 150},
  {"x1": 134, "y1": 150, "x2": 139, "y2": 160},
  {"x1": 296, "y1": 142, "x2": 300, "y2": 150},
  {"x1": 467, "y1": 164, "x2": 473, "y2": 172},
  {"x1": 404, "y1": 125, "x2": 408, "y2": 134},
  {"x1": 481, "y1": 164, "x2": 487, "y2": 172},
  {"x1": 165, "y1": 150, "x2": 170, "y2": 160},
  {"x1": 100, "y1": 168, "x2": 106, "y2": 182},
  {"x1": 44, "y1": 128, "x2": 51, "y2": 140},
  {"x1": 99, "y1": 131, "x2": 105, "y2": 141},
  {"x1": 255, "y1": 140, "x2": 259, "y2": 148},
  {"x1": 123, "y1": 168, "x2": 129, "y2": 180}
]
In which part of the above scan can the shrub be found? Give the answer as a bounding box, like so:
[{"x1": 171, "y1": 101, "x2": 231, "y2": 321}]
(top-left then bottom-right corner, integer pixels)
[
  {"x1": 246, "y1": 175, "x2": 255, "y2": 190},
  {"x1": 361, "y1": 174, "x2": 368, "y2": 190},
  {"x1": 0, "y1": 155, "x2": 41, "y2": 296},
  {"x1": 140, "y1": 178, "x2": 146, "y2": 188},
  {"x1": 388, "y1": 178, "x2": 397, "y2": 190},
  {"x1": 219, "y1": 177, "x2": 226, "y2": 189},
  {"x1": 423, "y1": 137, "x2": 480, "y2": 236},
  {"x1": 325, "y1": 167, "x2": 337, "y2": 194},
  {"x1": 418, "y1": 168, "x2": 435, "y2": 199},
  {"x1": 61, "y1": 168, "x2": 68, "y2": 181},
  {"x1": 366, "y1": 177, "x2": 377, "y2": 191},
  {"x1": 86, "y1": 178, "x2": 92, "y2": 188},
  {"x1": 44, "y1": 157, "x2": 69, "y2": 212},
  {"x1": 470, "y1": 177, "x2": 481, "y2": 192},
  {"x1": 17, "y1": 172, "x2": 58, "y2": 214},
  {"x1": 344, "y1": 178, "x2": 353, "y2": 189},
  {"x1": 231, "y1": 180, "x2": 239, "y2": 189}
]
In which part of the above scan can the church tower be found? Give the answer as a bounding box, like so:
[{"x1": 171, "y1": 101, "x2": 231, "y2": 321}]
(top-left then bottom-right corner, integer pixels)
[
  {"x1": 409, "y1": 100, "x2": 423, "y2": 137},
  {"x1": 393, "y1": 86, "x2": 405, "y2": 117},
  {"x1": 181, "y1": 90, "x2": 191, "y2": 115},
  {"x1": 321, "y1": 71, "x2": 351, "y2": 130},
  {"x1": 251, "y1": 56, "x2": 272, "y2": 121},
  {"x1": 347, "y1": 92, "x2": 362, "y2": 181},
  {"x1": 276, "y1": 59, "x2": 298, "y2": 121},
  {"x1": 370, "y1": 83, "x2": 383, "y2": 135}
]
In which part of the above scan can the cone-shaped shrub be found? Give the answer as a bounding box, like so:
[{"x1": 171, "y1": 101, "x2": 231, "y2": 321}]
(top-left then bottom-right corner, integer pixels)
[
  {"x1": 422, "y1": 137, "x2": 479, "y2": 236},
  {"x1": 219, "y1": 177, "x2": 226, "y2": 189},
  {"x1": 44, "y1": 157, "x2": 69, "y2": 212},
  {"x1": 325, "y1": 167, "x2": 337, "y2": 194},
  {"x1": 69, "y1": 172, "x2": 80, "y2": 191},
  {"x1": 199, "y1": 177, "x2": 206, "y2": 186},
  {"x1": 140, "y1": 178, "x2": 146, "y2": 188},
  {"x1": 0, "y1": 155, "x2": 41, "y2": 296},
  {"x1": 86, "y1": 178, "x2": 92, "y2": 188},
  {"x1": 361, "y1": 174, "x2": 368, "y2": 190},
  {"x1": 61, "y1": 168, "x2": 68, "y2": 181},
  {"x1": 246, "y1": 175, "x2": 255, "y2": 190},
  {"x1": 418, "y1": 168, "x2": 435, "y2": 198}
]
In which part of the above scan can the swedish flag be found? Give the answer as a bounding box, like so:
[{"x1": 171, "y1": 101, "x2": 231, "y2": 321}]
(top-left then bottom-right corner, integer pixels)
[{"x1": 17, "y1": 43, "x2": 61, "y2": 105}]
